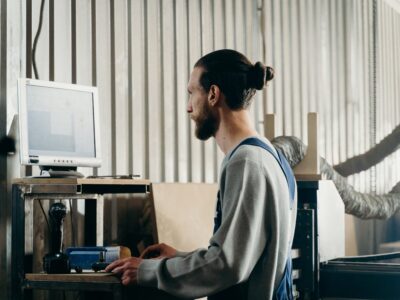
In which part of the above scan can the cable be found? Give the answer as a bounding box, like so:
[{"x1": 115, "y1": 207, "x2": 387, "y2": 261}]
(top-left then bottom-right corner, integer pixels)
[
  {"x1": 32, "y1": 0, "x2": 46, "y2": 79},
  {"x1": 38, "y1": 199, "x2": 50, "y2": 232},
  {"x1": 69, "y1": 199, "x2": 76, "y2": 247},
  {"x1": 272, "y1": 136, "x2": 400, "y2": 219}
]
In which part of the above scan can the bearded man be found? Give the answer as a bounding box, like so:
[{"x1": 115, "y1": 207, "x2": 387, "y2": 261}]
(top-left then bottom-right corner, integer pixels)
[{"x1": 107, "y1": 49, "x2": 297, "y2": 300}]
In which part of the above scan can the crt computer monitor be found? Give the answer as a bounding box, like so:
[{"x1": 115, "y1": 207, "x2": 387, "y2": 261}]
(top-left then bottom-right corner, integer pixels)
[{"x1": 18, "y1": 78, "x2": 102, "y2": 177}]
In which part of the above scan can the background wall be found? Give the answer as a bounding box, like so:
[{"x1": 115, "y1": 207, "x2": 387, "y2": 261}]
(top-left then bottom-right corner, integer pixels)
[
  {"x1": 2, "y1": 1, "x2": 400, "y2": 297},
  {"x1": 0, "y1": 0, "x2": 9, "y2": 298},
  {"x1": 8, "y1": 0, "x2": 398, "y2": 190}
]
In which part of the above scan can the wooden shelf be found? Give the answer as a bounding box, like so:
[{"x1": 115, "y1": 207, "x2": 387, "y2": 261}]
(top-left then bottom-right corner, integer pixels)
[
  {"x1": 25, "y1": 272, "x2": 120, "y2": 283},
  {"x1": 13, "y1": 177, "x2": 151, "y2": 186}
]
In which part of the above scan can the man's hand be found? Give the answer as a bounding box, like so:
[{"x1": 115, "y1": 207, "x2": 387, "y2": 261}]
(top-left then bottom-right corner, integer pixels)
[
  {"x1": 105, "y1": 257, "x2": 142, "y2": 285},
  {"x1": 140, "y1": 243, "x2": 177, "y2": 259}
]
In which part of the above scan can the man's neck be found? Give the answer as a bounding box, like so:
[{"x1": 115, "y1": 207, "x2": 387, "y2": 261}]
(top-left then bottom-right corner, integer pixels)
[{"x1": 214, "y1": 109, "x2": 259, "y2": 155}]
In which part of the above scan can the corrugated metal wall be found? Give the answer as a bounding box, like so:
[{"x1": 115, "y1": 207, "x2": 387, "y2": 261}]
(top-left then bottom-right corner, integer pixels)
[
  {"x1": 24, "y1": 0, "x2": 266, "y2": 183},
  {"x1": 20, "y1": 0, "x2": 386, "y2": 185},
  {"x1": 5, "y1": 0, "x2": 400, "y2": 254},
  {"x1": 374, "y1": 0, "x2": 400, "y2": 251},
  {"x1": 264, "y1": 0, "x2": 374, "y2": 193},
  {"x1": 0, "y1": 0, "x2": 9, "y2": 298},
  {"x1": 263, "y1": 0, "x2": 380, "y2": 254},
  {"x1": 22, "y1": 0, "x2": 261, "y2": 182},
  {"x1": 376, "y1": 0, "x2": 400, "y2": 195}
]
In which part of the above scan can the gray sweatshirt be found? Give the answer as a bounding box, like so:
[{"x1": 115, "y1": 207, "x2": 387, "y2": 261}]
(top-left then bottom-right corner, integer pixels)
[{"x1": 138, "y1": 137, "x2": 297, "y2": 299}]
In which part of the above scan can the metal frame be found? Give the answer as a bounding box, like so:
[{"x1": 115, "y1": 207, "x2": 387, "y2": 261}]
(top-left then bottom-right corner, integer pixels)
[
  {"x1": 10, "y1": 179, "x2": 151, "y2": 300},
  {"x1": 294, "y1": 181, "x2": 320, "y2": 300}
]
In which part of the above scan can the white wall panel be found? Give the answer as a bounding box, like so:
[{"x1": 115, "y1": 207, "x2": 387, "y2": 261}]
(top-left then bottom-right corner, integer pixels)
[
  {"x1": 234, "y1": 0, "x2": 245, "y2": 54},
  {"x1": 146, "y1": 0, "x2": 162, "y2": 181},
  {"x1": 213, "y1": 0, "x2": 227, "y2": 175},
  {"x1": 7, "y1": 0, "x2": 399, "y2": 256},
  {"x1": 188, "y1": 0, "x2": 203, "y2": 183},
  {"x1": 201, "y1": 0, "x2": 219, "y2": 182},
  {"x1": 161, "y1": 0, "x2": 177, "y2": 182},
  {"x1": 270, "y1": 0, "x2": 284, "y2": 136},
  {"x1": 53, "y1": 0, "x2": 71, "y2": 82},
  {"x1": 289, "y1": 0, "x2": 302, "y2": 139},
  {"x1": 130, "y1": 0, "x2": 146, "y2": 178},
  {"x1": 114, "y1": 0, "x2": 130, "y2": 176},
  {"x1": 202, "y1": 0, "x2": 217, "y2": 182},
  {"x1": 175, "y1": 0, "x2": 190, "y2": 182},
  {"x1": 76, "y1": 0, "x2": 92, "y2": 86},
  {"x1": 95, "y1": 0, "x2": 112, "y2": 176}
]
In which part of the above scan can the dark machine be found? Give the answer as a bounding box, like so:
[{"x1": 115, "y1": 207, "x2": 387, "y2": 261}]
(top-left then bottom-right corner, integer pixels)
[
  {"x1": 43, "y1": 202, "x2": 70, "y2": 274},
  {"x1": 0, "y1": 135, "x2": 15, "y2": 156},
  {"x1": 293, "y1": 180, "x2": 400, "y2": 299}
]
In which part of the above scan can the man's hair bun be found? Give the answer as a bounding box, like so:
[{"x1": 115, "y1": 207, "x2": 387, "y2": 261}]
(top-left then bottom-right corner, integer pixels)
[
  {"x1": 265, "y1": 66, "x2": 274, "y2": 82},
  {"x1": 248, "y1": 62, "x2": 274, "y2": 90}
]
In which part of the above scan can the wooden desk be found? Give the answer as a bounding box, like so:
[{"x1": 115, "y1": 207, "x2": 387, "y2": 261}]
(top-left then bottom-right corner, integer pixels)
[
  {"x1": 23, "y1": 273, "x2": 125, "y2": 299},
  {"x1": 11, "y1": 178, "x2": 153, "y2": 300}
]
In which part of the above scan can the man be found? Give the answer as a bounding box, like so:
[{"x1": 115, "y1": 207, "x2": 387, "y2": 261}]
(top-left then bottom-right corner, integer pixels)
[{"x1": 106, "y1": 49, "x2": 297, "y2": 300}]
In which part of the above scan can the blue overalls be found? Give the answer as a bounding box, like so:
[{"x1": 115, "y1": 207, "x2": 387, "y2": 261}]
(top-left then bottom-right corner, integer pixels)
[{"x1": 210, "y1": 137, "x2": 295, "y2": 300}]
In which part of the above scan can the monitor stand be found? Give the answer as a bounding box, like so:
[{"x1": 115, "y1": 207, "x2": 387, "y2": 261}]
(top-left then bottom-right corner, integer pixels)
[{"x1": 38, "y1": 166, "x2": 84, "y2": 178}]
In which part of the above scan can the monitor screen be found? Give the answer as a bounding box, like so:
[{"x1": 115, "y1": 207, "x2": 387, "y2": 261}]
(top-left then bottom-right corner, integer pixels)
[{"x1": 18, "y1": 79, "x2": 102, "y2": 169}]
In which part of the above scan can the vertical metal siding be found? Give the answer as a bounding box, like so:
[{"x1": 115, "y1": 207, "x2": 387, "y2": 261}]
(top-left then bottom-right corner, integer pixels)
[
  {"x1": 376, "y1": 0, "x2": 400, "y2": 195},
  {"x1": 20, "y1": 0, "x2": 399, "y2": 188},
  {"x1": 0, "y1": 0, "x2": 7, "y2": 298},
  {"x1": 188, "y1": 0, "x2": 203, "y2": 183},
  {"x1": 4, "y1": 0, "x2": 398, "y2": 261}
]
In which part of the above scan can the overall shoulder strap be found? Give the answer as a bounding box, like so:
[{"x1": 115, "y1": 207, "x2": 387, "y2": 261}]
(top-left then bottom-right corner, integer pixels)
[
  {"x1": 221, "y1": 137, "x2": 296, "y2": 300},
  {"x1": 229, "y1": 137, "x2": 295, "y2": 208}
]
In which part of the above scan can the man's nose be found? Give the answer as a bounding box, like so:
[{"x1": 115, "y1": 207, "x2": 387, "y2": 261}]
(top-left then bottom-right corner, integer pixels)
[{"x1": 187, "y1": 101, "x2": 193, "y2": 113}]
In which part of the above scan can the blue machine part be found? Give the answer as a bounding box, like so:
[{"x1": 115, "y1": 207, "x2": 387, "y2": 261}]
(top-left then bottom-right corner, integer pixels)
[{"x1": 66, "y1": 246, "x2": 120, "y2": 270}]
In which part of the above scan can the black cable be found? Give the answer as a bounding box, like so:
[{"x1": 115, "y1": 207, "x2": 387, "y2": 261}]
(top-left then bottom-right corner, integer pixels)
[
  {"x1": 38, "y1": 199, "x2": 50, "y2": 232},
  {"x1": 32, "y1": 0, "x2": 46, "y2": 79},
  {"x1": 69, "y1": 199, "x2": 76, "y2": 247}
]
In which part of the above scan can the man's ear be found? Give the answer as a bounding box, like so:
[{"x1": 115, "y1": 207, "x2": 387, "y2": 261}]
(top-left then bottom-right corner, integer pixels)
[{"x1": 208, "y1": 85, "x2": 221, "y2": 107}]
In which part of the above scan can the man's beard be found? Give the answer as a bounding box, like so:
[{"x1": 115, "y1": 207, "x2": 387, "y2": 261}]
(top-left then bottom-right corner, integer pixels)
[{"x1": 194, "y1": 102, "x2": 219, "y2": 141}]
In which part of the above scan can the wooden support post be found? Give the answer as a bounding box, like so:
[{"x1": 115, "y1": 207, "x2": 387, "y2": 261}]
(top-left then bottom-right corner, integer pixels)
[
  {"x1": 293, "y1": 112, "x2": 321, "y2": 180},
  {"x1": 264, "y1": 113, "x2": 276, "y2": 141}
]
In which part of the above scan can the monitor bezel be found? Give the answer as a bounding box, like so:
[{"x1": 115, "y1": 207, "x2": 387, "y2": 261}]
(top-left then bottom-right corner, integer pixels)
[{"x1": 18, "y1": 78, "x2": 102, "y2": 168}]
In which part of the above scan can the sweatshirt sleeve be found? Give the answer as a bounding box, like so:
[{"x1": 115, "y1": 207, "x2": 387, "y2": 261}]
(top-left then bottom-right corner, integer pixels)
[{"x1": 138, "y1": 158, "x2": 269, "y2": 299}]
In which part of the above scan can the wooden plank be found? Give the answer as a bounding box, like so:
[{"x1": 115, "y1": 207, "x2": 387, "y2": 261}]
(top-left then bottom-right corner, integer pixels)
[
  {"x1": 26, "y1": 273, "x2": 120, "y2": 283},
  {"x1": 152, "y1": 183, "x2": 218, "y2": 252},
  {"x1": 12, "y1": 178, "x2": 151, "y2": 186},
  {"x1": 264, "y1": 113, "x2": 276, "y2": 141},
  {"x1": 293, "y1": 113, "x2": 320, "y2": 176},
  {"x1": 294, "y1": 174, "x2": 322, "y2": 181}
]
